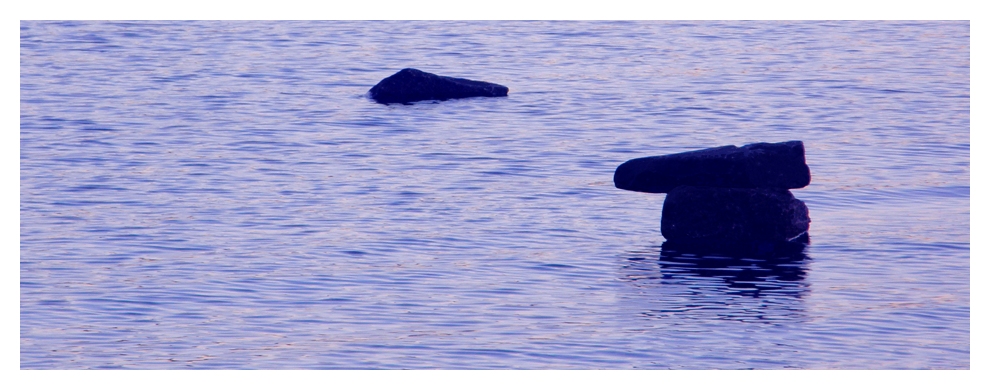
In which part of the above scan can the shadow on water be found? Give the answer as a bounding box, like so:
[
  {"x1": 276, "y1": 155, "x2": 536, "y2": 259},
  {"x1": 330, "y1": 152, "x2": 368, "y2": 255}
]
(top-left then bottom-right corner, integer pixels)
[
  {"x1": 657, "y1": 235, "x2": 811, "y2": 298},
  {"x1": 620, "y1": 237, "x2": 812, "y2": 324}
]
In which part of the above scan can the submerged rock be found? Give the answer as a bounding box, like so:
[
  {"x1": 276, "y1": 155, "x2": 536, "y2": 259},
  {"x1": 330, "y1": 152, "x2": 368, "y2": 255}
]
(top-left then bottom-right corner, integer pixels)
[
  {"x1": 660, "y1": 235, "x2": 809, "y2": 261},
  {"x1": 660, "y1": 186, "x2": 810, "y2": 247},
  {"x1": 613, "y1": 140, "x2": 811, "y2": 193},
  {"x1": 369, "y1": 68, "x2": 508, "y2": 104}
]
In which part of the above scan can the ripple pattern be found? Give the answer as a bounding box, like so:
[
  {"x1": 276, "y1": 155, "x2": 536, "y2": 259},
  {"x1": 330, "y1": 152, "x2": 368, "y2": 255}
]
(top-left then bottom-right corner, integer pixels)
[{"x1": 21, "y1": 21, "x2": 969, "y2": 369}]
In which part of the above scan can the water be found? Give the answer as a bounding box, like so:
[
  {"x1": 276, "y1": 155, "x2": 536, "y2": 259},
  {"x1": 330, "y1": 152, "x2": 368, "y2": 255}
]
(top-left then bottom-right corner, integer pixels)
[{"x1": 20, "y1": 21, "x2": 969, "y2": 369}]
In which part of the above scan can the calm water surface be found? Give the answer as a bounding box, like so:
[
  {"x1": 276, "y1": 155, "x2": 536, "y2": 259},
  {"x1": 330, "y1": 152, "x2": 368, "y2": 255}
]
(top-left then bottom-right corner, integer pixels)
[{"x1": 20, "y1": 21, "x2": 969, "y2": 369}]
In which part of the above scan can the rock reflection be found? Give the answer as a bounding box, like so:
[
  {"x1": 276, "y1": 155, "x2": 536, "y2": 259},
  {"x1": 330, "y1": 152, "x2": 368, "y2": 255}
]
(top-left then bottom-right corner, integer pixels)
[{"x1": 621, "y1": 239, "x2": 812, "y2": 324}]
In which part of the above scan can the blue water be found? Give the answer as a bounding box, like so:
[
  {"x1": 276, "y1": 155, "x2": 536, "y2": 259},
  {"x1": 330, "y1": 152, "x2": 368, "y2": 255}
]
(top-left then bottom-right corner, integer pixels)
[{"x1": 20, "y1": 21, "x2": 969, "y2": 369}]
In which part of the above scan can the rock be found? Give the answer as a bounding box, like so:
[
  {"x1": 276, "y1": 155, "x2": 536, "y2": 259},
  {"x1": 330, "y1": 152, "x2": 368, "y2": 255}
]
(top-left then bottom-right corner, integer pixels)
[
  {"x1": 369, "y1": 68, "x2": 508, "y2": 104},
  {"x1": 660, "y1": 185, "x2": 810, "y2": 247},
  {"x1": 660, "y1": 232, "x2": 810, "y2": 259},
  {"x1": 613, "y1": 140, "x2": 811, "y2": 193}
]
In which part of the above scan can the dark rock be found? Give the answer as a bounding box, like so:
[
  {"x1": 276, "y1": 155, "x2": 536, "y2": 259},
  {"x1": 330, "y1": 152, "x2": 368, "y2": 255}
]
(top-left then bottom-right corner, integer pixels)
[
  {"x1": 660, "y1": 233, "x2": 810, "y2": 260},
  {"x1": 660, "y1": 186, "x2": 810, "y2": 247},
  {"x1": 613, "y1": 141, "x2": 811, "y2": 193},
  {"x1": 369, "y1": 68, "x2": 508, "y2": 104}
]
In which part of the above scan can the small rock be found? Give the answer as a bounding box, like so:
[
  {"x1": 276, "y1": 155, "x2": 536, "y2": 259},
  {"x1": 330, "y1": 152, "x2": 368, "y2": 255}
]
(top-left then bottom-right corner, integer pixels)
[
  {"x1": 369, "y1": 68, "x2": 508, "y2": 104},
  {"x1": 614, "y1": 140, "x2": 811, "y2": 193},
  {"x1": 660, "y1": 185, "x2": 810, "y2": 247}
]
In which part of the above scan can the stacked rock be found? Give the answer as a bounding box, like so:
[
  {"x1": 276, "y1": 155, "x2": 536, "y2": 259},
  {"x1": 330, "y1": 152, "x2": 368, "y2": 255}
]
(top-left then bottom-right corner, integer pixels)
[{"x1": 614, "y1": 141, "x2": 812, "y2": 250}]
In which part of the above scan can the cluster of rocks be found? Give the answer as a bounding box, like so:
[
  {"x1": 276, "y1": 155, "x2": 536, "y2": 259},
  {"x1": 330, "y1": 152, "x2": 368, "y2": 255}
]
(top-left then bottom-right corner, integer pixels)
[
  {"x1": 367, "y1": 70, "x2": 813, "y2": 252},
  {"x1": 614, "y1": 141, "x2": 812, "y2": 251},
  {"x1": 369, "y1": 68, "x2": 508, "y2": 104}
]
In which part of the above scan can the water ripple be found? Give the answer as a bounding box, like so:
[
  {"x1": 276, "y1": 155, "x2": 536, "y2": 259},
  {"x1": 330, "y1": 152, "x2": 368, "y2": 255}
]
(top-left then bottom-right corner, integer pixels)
[{"x1": 21, "y1": 21, "x2": 969, "y2": 369}]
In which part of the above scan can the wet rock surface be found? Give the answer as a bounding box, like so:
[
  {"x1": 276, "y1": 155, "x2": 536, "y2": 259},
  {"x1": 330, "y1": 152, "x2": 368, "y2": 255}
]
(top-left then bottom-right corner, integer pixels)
[
  {"x1": 660, "y1": 186, "x2": 810, "y2": 247},
  {"x1": 614, "y1": 140, "x2": 811, "y2": 193},
  {"x1": 369, "y1": 68, "x2": 509, "y2": 104}
]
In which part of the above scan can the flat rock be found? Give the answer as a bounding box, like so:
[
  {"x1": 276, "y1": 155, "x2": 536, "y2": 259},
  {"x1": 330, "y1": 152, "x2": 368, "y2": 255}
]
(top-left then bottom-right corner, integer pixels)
[
  {"x1": 369, "y1": 68, "x2": 508, "y2": 104},
  {"x1": 614, "y1": 141, "x2": 811, "y2": 193},
  {"x1": 660, "y1": 186, "x2": 810, "y2": 247}
]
